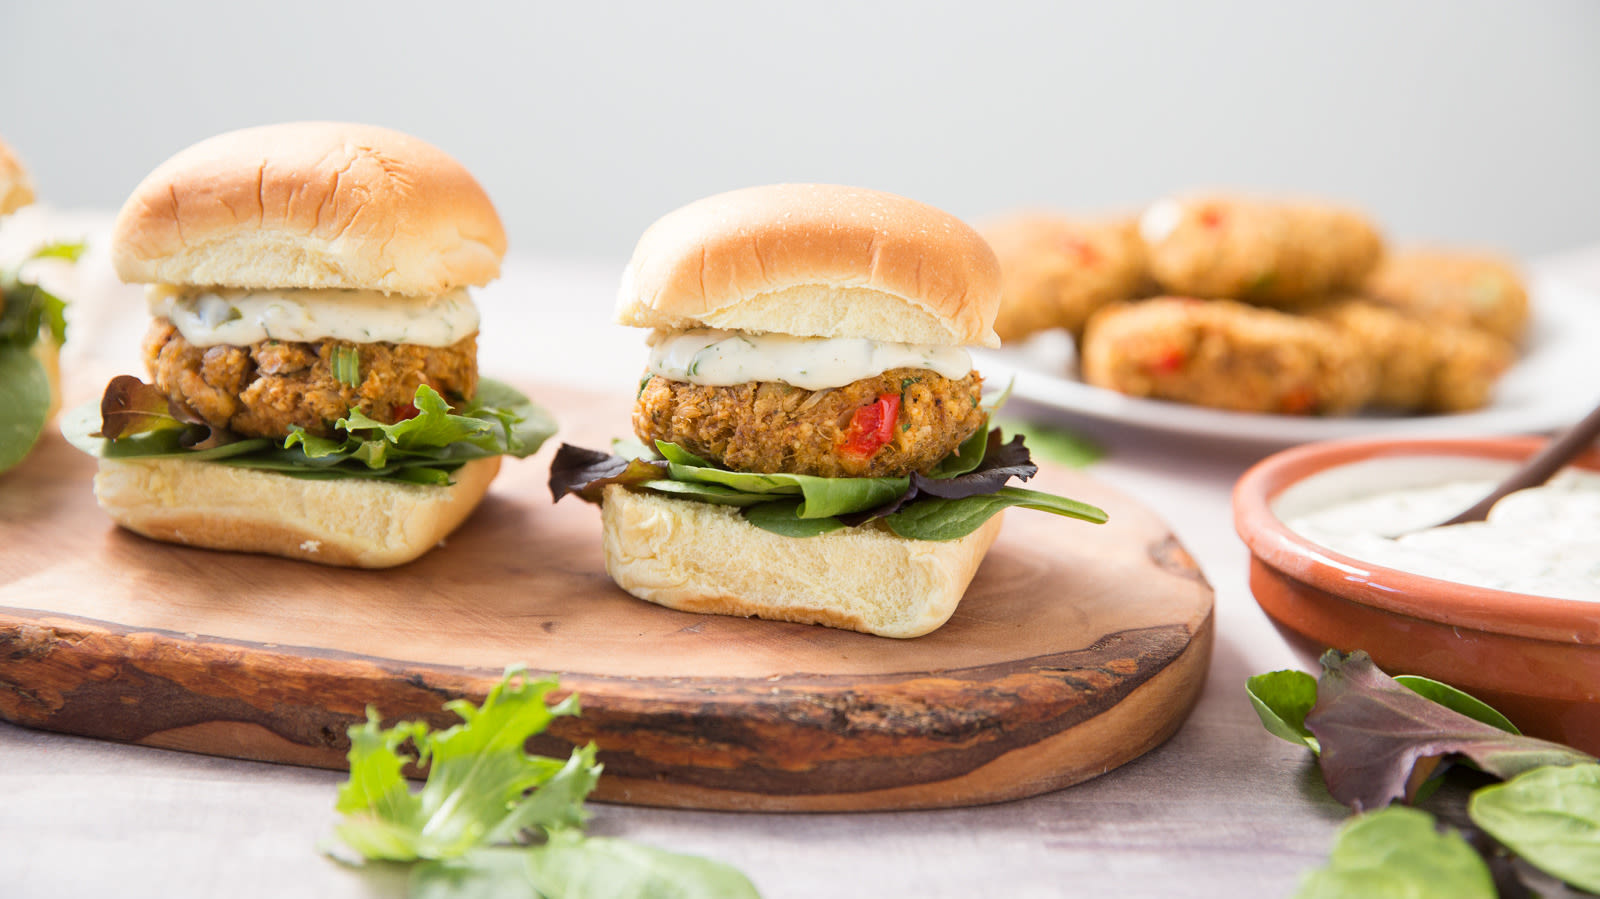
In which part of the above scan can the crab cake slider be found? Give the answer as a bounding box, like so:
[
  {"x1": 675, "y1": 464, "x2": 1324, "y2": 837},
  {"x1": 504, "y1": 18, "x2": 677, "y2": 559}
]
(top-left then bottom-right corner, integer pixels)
[
  {"x1": 623, "y1": 184, "x2": 1001, "y2": 480},
  {"x1": 554, "y1": 184, "x2": 1106, "y2": 638},
  {"x1": 70, "y1": 122, "x2": 554, "y2": 567}
]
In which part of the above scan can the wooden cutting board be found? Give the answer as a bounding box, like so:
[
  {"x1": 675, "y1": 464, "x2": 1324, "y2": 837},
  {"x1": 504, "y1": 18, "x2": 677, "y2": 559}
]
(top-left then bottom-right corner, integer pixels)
[{"x1": 0, "y1": 384, "x2": 1213, "y2": 811}]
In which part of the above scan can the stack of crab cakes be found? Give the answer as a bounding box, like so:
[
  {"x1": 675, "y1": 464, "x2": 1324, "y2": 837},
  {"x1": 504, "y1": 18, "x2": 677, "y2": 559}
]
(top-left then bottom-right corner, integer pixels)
[{"x1": 986, "y1": 192, "x2": 1525, "y2": 417}]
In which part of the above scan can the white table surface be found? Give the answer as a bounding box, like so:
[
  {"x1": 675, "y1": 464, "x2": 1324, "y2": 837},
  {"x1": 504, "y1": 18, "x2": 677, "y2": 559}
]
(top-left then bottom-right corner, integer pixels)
[{"x1": 3, "y1": 212, "x2": 1596, "y2": 898}]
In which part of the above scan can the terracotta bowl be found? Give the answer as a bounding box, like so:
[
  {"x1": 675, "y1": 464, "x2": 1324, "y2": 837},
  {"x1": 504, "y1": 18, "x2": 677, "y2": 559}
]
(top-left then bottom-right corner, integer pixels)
[{"x1": 1234, "y1": 436, "x2": 1600, "y2": 754}]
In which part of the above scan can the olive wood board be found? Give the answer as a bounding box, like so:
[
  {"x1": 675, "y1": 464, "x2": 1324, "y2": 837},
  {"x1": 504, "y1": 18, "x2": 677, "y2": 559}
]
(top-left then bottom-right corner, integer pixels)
[{"x1": 0, "y1": 383, "x2": 1214, "y2": 811}]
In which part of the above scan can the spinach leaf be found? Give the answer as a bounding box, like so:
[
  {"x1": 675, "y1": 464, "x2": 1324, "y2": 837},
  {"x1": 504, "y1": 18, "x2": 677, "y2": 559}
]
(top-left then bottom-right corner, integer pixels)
[
  {"x1": 0, "y1": 348, "x2": 51, "y2": 472},
  {"x1": 881, "y1": 486, "x2": 1107, "y2": 541},
  {"x1": 741, "y1": 501, "x2": 848, "y2": 537},
  {"x1": 1393, "y1": 675, "x2": 1521, "y2": 736},
  {"x1": 1294, "y1": 806, "x2": 1495, "y2": 899},
  {"x1": 1247, "y1": 669, "x2": 1321, "y2": 753},
  {"x1": 1469, "y1": 763, "x2": 1600, "y2": 893}
]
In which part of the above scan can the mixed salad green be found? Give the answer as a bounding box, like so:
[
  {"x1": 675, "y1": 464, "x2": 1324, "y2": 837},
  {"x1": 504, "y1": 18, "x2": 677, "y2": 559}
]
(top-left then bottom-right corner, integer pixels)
[
  {"x1": 327, "y1": 668, "x2": 760, "y2": 898},
  {"x1": 64, "y1": 376, "x2": 556, "y2": 485},
  {"x1": 550, "y1": 390, "x2": 1106, "y2": 541},
  {"x1": 0, "y1": 241, "x2": 81, "y2": 472},
  {"x1": 1250, "y1": 651, "x2": 1600, "y2": 897}
]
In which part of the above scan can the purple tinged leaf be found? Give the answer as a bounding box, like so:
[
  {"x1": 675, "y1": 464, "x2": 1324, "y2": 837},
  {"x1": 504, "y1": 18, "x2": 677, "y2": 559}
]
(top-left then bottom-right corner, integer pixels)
[
  {"x1": 548, "y1": 443, "x2": 668, "y2": 504},
  {"x1": 839, "y1": 429, "x2": 1038, "y2": 524},
  {"x1": 95, "y1": 375, "x2": 215, "y2": 441},
  {"x1": 1306, "y1": 651, "x2": 1594, "y2": 812}
]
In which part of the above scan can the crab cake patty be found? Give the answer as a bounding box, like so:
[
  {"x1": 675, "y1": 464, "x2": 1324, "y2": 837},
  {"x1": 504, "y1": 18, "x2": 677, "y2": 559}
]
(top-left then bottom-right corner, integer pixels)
[
  {"x1": 1140, "y1": 194, "x2": 1384, "y2": 307},
  {"x1": 1081, "y1": 297, "x2": 1374, "y2": 415},
  {"x1": 634, "y1": 368, "x2": 986, "y2": 478},
  {"x1": 981, "y1": 213, "x2": 1150, "y2": 343},
  {"x1": 1363, "y1": 250, "x2": 1529, "y2": 343},
  {"x1": 142, "y1": 318, "x2": 478, "y2": 439}
]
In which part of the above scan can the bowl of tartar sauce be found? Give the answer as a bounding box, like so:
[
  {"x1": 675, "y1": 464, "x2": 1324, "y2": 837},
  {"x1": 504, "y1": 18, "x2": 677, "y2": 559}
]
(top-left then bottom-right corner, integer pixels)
[{"x1": 1233, "y1": 436, "x2": 1600, "y2": 754}]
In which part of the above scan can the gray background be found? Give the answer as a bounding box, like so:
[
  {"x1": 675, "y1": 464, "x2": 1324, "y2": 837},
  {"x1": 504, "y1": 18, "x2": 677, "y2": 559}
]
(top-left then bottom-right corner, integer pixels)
[{"x1": 3, "y1": 0, "x2": 1597, "y2": 259}]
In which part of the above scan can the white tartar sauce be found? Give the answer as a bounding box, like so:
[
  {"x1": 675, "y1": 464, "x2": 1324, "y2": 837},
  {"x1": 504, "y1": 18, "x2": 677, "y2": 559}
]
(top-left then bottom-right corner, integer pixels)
[
  {"x1": 1287, "y1": 469, "x2": 1600, "y2": 601},
  {"x1": 646, "y1": 328, "x2": 972, "y2": 391},
  {"x1": 148, "y1": 286, "x2": 479, "y2": 347}
]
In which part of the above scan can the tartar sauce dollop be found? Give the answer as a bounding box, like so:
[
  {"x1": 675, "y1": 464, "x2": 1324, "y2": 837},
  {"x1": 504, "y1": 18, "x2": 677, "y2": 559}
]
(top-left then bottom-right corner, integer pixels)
[{"x1": 1287, "y1": 469, "x2": 1600, "y2": 601}]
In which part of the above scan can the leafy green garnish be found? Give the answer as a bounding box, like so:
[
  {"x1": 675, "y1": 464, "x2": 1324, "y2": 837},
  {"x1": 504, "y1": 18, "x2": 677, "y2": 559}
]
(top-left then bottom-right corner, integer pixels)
[
  {"x1": 993, "y1": 417, "x2": 1102, "y2": 468},
  {"x1": 332, "y1": 669, "x2": 597, "y2": 862},
  {"x1": 1469, "y1": 763, "x2": 1600, "y2": 893},
  {"x1": 1308, "y1": 651, "x2": 1590, "y2": 812},
  {"x1": 881, "y1": 486, "x2": 1107, "y2": 540},
  {"x1": 522, "y1": 831, "x2": 759, "y2": 899},
  {"x1": 551, "y1": 427, "x2": 1105, "y2": 543},
  {"x1": 331, "y1": 345, "x2": 362, "y2": 388},
  {"x1": 1247, "y1": 669, "x2": 1321, "y2": 753},
  {"x1": 64, "y1": 378, "x2": 555, "y2": 485},
  {"x1": 0, "y1": 347, "x2": 52, "y2": 473},
  {"x1": 1248, "y1": 668, "x2": 1522, "y2": 758},
  {"x1": 0, "y1": 240, "x2": 85, "y2": 473},
  {"x1": 0, "y1": 241, "x2": 81, "y2": 350},
  {"x1": 1294, "y1": 806, "x2": 1496, "y2": 899},
  {"x1": 1251, "y1": 652, "x2": 1600, "y2": 896},
  {"x1": 1392, "y1": 675, "x2": 1521, "y2": 736},
  {"x1": 329, "y1": 668, "x2": 760, "y2": 898}
]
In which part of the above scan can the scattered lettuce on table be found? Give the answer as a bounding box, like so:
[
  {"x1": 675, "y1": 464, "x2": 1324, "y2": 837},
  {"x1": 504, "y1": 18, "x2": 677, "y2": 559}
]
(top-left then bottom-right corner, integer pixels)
[
  {"x1": 328, "y1": 667, "x2": 760, "y2": 898},
  {"x1": 63, "y1": 377, "x2": 556, "y2": 485},
  {"x1": 1249, "y1": 650, "x2": 1599, "y2": 898}
]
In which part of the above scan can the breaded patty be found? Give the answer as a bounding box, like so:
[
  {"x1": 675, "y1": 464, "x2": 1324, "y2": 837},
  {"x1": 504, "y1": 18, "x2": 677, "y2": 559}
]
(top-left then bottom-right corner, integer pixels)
[
  {"x1": 981, "y1": 213, "x2": 1151, "y2": 343},
  {"x1": 1140, "y1": 195, "x2": 1384, "y2": 307},
  {"x1": 1081, "y1": 297, "x2": 1374, "y2": 415},
  {"x1": 634, "y1": 368, "x2": 986, "y2": 478},
  {"x1": 1363, "y1": 250, "x2": 1528, "y2": 343},
  {"x1": 143, "y1": 318, "x2": 478, "y2": 439},
  {"x1": 1311, "y1": 298, "x2": 1514, "y2": 413}
]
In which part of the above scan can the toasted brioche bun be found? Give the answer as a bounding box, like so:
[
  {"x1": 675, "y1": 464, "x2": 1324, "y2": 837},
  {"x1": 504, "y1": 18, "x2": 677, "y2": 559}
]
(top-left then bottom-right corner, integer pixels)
[
  {"x1": 617, "y1": 184, "x2": 1002, "y2": 348},
  {"x1": 600, "y1": 485, "x2": 1002, "y2": 638},
  {"x1": 0, "y1": 136, "x2": 33, "y2": 216},
  {"x1": 94, "y1": 455, "x2": 500, "y2": 568},
  {"x1": 111, "y1": 122, "x2": 506, "y2": 296}
]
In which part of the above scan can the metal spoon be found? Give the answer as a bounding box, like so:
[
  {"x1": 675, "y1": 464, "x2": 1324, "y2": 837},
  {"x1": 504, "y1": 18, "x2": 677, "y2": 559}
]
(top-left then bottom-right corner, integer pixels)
[{"x1": 1435, "y1": 397, "x2": 1600, "y2": 527}]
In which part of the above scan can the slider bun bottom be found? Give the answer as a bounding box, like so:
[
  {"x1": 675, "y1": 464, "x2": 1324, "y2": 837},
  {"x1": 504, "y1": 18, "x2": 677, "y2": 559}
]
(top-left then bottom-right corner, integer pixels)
[
  {"x1": 600, "y1": 485, "x2": 1003, "y2": 639},
  {"x1": 94, "y1": 455, "x2": 500, "y2": 568}
]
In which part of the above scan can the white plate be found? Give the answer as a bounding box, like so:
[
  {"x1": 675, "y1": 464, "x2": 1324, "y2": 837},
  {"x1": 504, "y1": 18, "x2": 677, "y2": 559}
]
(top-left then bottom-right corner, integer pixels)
[{"x1": 972, "y1": 275, "x2": 1600, "y2": 446}]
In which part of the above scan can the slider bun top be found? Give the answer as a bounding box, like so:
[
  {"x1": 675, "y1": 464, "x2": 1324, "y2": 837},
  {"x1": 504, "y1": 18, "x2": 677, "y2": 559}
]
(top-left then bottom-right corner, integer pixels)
[
  {"x1": 616, "y1": 184, "x2": 1002, "y2": 347},
  {"x1": 0, "y1": 136, "x2": 36, "y2": 216},
  {"x1": 111, "y1": 122, "x2": 506, "y2": 296}
]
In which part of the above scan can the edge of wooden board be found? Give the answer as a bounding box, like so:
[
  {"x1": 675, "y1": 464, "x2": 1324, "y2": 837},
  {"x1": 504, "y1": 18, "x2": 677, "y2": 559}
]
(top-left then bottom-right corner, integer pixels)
[{"x1": 0, "y1": 602, "x2": 1212, "y2": 811}]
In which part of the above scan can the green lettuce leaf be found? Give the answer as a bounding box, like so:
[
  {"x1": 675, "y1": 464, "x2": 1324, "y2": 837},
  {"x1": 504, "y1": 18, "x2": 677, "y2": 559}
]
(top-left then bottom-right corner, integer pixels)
[
  {"x1": 1247, "y1": 669, "x2": 1322, "y2": 753},
  {"x1": 1294, "y1": 806, "x2": 1496, "y2": 899},
  {"x1": 1469, "y1": 763, "x2": 1600, "y2": 893},
  {"x1": 63, "y1": 378, "x2": 555, "y2": 484},
  {"x1": 993, "y1": 417, "x2": 1102, "y2": 468},
  {"x1": 523, "y1": 831, "x2": 761, "y2": 899},
  {"x1": 881, "y1": 486, "x2": 1108, "y2": 540},
  {"x1": 0, "y1": 240, "x2": 82, "y2": 351},
  {"x1": 410, "y1": 837, "x2": 761, "y2": 899},
  {"x1": 0, "y1": 348, "x2": 52, "y2": 472},
  {"x1": 331, "y1": 667, "x2": 599, "y2": 863}
]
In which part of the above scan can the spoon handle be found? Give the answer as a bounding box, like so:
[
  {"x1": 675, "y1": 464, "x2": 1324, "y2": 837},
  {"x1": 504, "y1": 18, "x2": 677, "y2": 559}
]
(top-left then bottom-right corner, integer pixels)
[{"x1": 1438, "y1": 397, "x2": 1600, "y2": 527}]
